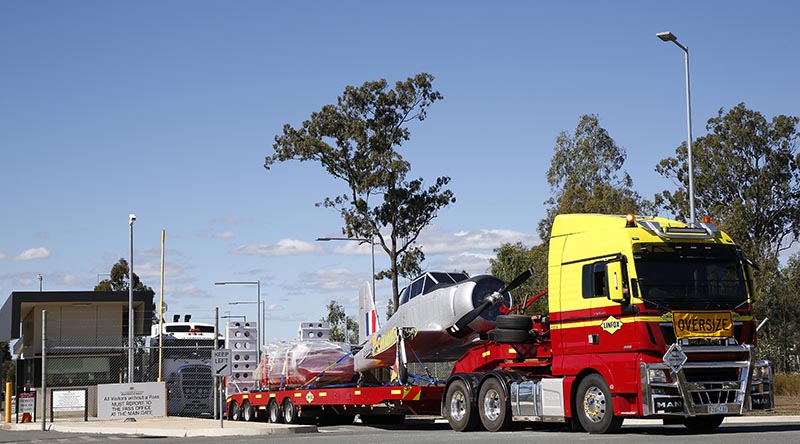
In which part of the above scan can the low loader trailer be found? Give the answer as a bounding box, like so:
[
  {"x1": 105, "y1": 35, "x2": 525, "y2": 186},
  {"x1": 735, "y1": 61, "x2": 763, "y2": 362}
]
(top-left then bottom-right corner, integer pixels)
[{"x1": 227, "y1": 213, "x2": 774, "y2": 433}]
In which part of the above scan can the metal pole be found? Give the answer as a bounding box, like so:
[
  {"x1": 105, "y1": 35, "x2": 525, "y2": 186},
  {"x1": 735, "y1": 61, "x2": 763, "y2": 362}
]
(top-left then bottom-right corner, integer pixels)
[
  {"x1": 128, "y1": 214, "x2": 135, "y2": 384},
  {"x1": 41, "y1": 309, "x2": 46, "y2": 431},
  {"x1": 158, "y1": 230, "x2": 165, "y2": 382},
  {"x1": 214, "y1": 307, "x2": 219, "y2": 421},
  {"x1": 370, "y1": 237, "x2": 376, "y2": 309},
  {"x1": 38, "y1": 274, "x2": 42, "y2": 292},
  {"x1": 683, "y1": 46, "x2": 696, "y2": 225},
  {"x1": 657, "y1": 32, "x2": 696, "y2": 225},
  {"x1": 256, "y1": 280, "x2": 261, "y2": 354}
]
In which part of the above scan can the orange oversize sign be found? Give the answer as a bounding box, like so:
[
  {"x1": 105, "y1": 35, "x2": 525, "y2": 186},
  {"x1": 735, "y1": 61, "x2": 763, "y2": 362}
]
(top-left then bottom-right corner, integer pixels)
[{"x1": 672, "y1": 311, "x2": 734, "y2": 339}]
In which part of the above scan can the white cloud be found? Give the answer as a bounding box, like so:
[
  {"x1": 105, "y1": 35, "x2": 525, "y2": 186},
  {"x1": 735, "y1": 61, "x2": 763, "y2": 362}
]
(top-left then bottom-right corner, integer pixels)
[
  {"x1": 134, "y1": 261, "x2": 191, "y2": 279},
  {"x1": 430, "y1": 252, "x2": 496, "y2": 276},
  {"x1": 299, "y1": 268, "x2": 364, "y2": 293},
  {"x1": 231, "y1": 239, "x2": 322, "y2": 257},
  {"x1": 2, "y1": 247, "x2": 51, "y2": 261},
  {"x1": 214, "y1": 231, "x2": 234, "y2": 239},
  {"x1": 418, "y1": 227, "x2": 537, "y2": 254}
]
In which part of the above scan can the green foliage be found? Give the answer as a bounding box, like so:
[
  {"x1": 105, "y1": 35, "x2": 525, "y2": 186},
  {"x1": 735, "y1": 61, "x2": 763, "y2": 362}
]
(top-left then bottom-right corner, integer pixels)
[
  {"x1": 758, "y1": 253, "x2": 800, "y2": 373},
  {"x1": 321, "y1": 300, "x2": 358, "y2": 344},
  {"x1": 539, "y1": 114, "x2": 653, "y2": 240},
  {"x1": 489, "y1": 242, "x2": 548, "y2": 315},
  {"x1": 267, "y1": 73, "x2": 455, "y2": 312},
  {"x1": 655, "y1": 103, "x2": 800, "y2": 368},
  {"x1": 655, "y1": 103, "x2": 800, "y2": 269},
  {"x1": 1, "y1": 341, "x2": 13, "y2": 385},
  {"x1": 94, "y1": 258, "x2": 153, "y2": 292}
]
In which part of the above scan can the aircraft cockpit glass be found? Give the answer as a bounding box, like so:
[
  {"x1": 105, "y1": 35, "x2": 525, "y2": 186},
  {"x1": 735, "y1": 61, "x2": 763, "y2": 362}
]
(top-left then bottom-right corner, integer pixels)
[{"x1": 399, "y1": 272, "x2": 472, "y2": 306}]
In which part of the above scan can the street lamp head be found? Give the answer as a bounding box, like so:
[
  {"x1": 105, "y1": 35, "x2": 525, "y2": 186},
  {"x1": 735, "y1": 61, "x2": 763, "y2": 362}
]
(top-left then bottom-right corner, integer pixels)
[
  {"x1": 657, "y1": 31, "x2": 677, "y2": 42},
  {"x1": 129, "y1": 213, "x2": 137, "y2": 225}
]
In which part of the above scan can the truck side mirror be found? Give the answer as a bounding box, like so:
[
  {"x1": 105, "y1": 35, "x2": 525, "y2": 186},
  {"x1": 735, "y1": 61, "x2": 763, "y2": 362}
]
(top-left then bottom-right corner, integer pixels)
[{"x1": 606, "y1": 261, "x2": 626, "y2": 303}]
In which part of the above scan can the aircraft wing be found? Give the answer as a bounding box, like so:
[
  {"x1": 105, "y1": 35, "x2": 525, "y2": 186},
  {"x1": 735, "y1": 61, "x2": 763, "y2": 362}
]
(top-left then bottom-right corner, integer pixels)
[{"x1": 354, "y1": 327, "x2": 480, "y2": 372}]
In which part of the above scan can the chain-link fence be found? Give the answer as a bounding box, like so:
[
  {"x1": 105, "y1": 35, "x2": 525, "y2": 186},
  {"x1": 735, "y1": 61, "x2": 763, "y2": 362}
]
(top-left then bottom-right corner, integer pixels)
[{"x1": 39, "y1": 309, "x2": 221, "y2": 418}]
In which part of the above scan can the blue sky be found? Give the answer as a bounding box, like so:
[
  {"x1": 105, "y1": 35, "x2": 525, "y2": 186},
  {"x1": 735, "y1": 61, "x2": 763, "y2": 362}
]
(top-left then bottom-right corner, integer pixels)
[{"x1": 2, "y1": 1, "x2": 798, "y2": 341}]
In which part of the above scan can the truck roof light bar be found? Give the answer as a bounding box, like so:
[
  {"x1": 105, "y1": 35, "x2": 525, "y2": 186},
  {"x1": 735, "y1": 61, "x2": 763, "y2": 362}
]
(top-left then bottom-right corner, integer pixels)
[{"x1": 638, "y1": 220, "x2": 717, "y2": 240}]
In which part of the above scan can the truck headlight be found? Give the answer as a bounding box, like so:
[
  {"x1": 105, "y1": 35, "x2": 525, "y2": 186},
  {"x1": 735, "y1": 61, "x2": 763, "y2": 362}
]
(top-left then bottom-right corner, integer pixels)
[
  {"x1": 649, "y1": 368, "x2": 669, "y2": 383},
  {"x1": 752, "y1": 362, "x2": 772, "y2": 381}
]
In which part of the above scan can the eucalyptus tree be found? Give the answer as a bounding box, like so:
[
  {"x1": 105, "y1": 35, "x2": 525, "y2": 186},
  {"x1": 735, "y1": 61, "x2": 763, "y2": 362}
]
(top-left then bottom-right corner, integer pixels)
[{"x1": 266, "y1": 73, "x2": 455, "y2": 312}]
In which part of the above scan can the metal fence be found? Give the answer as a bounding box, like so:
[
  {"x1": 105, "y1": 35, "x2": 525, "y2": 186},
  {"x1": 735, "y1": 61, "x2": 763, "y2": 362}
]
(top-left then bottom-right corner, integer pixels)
[{"x1": 40, "y1": 309, "x2": 220, "y2": 418}]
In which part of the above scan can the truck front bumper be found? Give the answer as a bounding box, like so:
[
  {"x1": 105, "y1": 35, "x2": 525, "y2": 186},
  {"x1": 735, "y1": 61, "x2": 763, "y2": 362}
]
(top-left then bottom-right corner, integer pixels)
[{"x1": 640, "y1": 344, "x2": 773, "y2": 417}]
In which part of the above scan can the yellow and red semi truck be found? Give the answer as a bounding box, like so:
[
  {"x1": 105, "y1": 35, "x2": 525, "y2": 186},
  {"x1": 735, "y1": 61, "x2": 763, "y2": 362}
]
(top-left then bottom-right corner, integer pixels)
[
  {"x1": 228, "y1": 213, "x2": 773, "y2": 433},
  {"x1": 442, "y1": 213, "x2": 773, "y2": 433}
]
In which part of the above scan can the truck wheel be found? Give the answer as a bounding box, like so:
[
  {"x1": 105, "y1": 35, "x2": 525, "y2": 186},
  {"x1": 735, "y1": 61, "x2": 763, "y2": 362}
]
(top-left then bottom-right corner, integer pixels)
[
  {"x1": 682, "y1": 415, "x2": 724, "y2": 432},
  {"x1": 575, "y1": 374, "x2": 623, "y2": 434},
  {"x1": 242, "y1": 401, "x2": 255, "y2": 422},
  {"x1": 229, "y1": 400, "x2": 241, "y2": 421},
  {"x1": 267, "y1": 399, "x2": 283, "y2": 423},
  {"x1": 445, "y1": 380, "x2": 480, "y2": 431},
  {"x1": 489, "y1": 328, "x2": 534, "y2": 344},
  {"x1": 495, "y1": 315, "x2": 533, "y2": 331},
  {"x1": 282, "y1": 398, "x2": 299, "y2": 424},
  {"x1": 478, "y1": 378, "x2": 512, "y2": 432}
]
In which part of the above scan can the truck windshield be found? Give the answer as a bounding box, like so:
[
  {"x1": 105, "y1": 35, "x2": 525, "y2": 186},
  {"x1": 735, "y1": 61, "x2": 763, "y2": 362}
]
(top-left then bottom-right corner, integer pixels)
[{"x1": 632, "y1": 242, "x2": 748, "y2": 310}]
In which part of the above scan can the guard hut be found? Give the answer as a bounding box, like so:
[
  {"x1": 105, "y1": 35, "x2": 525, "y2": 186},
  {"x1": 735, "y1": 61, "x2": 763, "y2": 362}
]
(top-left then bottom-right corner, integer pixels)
[{"x1": 0, "y1": 291, "x2": 154, "y2": 396}]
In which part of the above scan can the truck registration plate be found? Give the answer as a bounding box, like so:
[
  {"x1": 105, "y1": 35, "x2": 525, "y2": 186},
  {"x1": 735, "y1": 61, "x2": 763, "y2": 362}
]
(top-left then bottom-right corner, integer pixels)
[
  {"x1": 708, "y1": 404, "x2": 728, "y2": 414},
  {"x1": 672, "y1": 311, "x2": 734, "y2": 339}
]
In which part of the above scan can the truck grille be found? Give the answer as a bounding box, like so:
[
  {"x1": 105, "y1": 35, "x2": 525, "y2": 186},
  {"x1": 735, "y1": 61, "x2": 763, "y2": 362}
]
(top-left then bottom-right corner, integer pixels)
[{"x1": 180, "y1": 366, "x2": 212, "y2": 399}]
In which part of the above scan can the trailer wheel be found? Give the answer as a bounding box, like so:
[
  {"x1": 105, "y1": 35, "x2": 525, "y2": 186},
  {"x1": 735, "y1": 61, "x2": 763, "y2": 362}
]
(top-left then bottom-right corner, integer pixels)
[
  {"x1": 575, "y1": 374, "x2": 623, "y2": 434},
  {"x1": 478, "y1": 378, "x2": 512, "y2": 432},
  {"x1": 267, "y1": 399, "x2": 283, "y2": 423},
  {"x1": 445, "y1": 380, "x2": 480, "y2": 432},
  {"x1": 242, "y1": 400, "x2": 255, "y2": 422},
  {"x1": 229, "y1": 400, "x2": 241, "y2": 421},
  {"x1": 682, "y1": 415, "x2": 724, "y2": 432},
  {"x1": 495, "y1": 314, "x2": 533, "y2": 331},
  {"x1": 282, "y1": 398, "x2": 299, "y2": 424},
  {"x1": 489, "y1": 328, "x2": 534, "y2": 344}
]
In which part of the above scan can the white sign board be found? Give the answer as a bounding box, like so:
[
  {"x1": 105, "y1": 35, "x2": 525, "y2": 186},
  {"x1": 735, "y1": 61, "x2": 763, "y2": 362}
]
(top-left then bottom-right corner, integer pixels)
[
  {"x1": 97, "y1": 382, "x2": 166, "y2": 420},
  {"x1": 212, "y1": 349, "x2": 232, "y2": 376},
  {"x1": 16, "y1": 392, "x2": 36, "y2": 422},
  {"x1": 52, "y1": 389, "x2": 86, "y2": 412}
]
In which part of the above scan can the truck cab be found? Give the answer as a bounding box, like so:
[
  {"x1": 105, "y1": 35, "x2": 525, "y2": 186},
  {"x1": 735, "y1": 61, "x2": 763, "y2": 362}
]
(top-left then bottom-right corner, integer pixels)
[{"x1": 548, "y1": 213, "x2": 772, "y2": 431}]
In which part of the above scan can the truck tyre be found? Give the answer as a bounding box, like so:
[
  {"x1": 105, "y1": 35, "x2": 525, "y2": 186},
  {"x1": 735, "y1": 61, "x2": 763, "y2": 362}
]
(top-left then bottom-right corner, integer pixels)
[
  {"x1": 242, "y1": 400, "x2": 255, "y2": 422},
  {"x1": 682, "y1": 415, "x2": 724, "y2": 432},
  {"x1": 229, "y1": 400, "x2": 241, "y2": 421},
  {"x1": 478, "y1": 378, "x2": 512, "y2": 432},
  {"x1": 489, "y1": 328, "x2": 534, "y2": 344},
  {"x1": 495, "y1": 314, "x2": 533, "y2": 331},
  {"x1": 445, "y1": 380, "x2": 480, "y2": 431},
  {"x1": 267, "y1": 399, "x2": 283, "y2": 423},
  {"x1": 282, "y1": 398, "x2": 299, "y2": 424},
  {"x1": 575, "y1": 374, "x2": 623, "y2": 434}
]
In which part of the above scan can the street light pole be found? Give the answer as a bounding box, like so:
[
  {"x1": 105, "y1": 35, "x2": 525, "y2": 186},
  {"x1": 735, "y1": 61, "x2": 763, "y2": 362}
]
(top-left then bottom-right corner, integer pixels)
[
  {"x1": 315, "y1": 236, "x2": 376, "y2": 300},
  {"x1": 128, "y1": 213, "x2": 136, "y2": 384},
  {"x1": 657, "y1": 31, "x2": 696, "y2": 226},
  {"x1": 215, "y1": 281, "x2": 261, "y2": 354}
]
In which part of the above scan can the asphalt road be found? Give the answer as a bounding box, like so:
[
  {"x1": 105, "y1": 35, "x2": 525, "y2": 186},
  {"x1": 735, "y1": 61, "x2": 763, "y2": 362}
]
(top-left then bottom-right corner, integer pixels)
[{"x1": 4, "y1": 421, "x2": 800, "y2": 444}]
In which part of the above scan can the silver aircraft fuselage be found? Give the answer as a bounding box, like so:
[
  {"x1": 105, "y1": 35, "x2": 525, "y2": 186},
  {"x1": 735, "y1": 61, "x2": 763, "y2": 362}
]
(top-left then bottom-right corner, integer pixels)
[{"x1": 354, "y1": 272, "x2": 511, "y2": 372}]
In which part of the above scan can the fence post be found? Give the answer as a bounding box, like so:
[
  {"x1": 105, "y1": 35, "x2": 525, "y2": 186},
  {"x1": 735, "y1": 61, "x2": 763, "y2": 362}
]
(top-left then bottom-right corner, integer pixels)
[{"x1": 41, "y1": 309, "x2": 46, "y2": 431}]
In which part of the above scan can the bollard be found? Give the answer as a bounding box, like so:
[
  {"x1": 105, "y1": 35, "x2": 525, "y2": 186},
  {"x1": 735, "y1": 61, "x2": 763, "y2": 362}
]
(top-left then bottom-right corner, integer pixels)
[{"x1": 4, "y1": 382, "x2": 11, "y2": 423}]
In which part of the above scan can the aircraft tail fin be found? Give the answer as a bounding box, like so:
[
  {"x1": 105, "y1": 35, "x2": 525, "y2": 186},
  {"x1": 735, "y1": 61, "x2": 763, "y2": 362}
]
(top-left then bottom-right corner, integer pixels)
[{"x1": 358, "y1": 281, "x2": 379, "y2": 345}]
